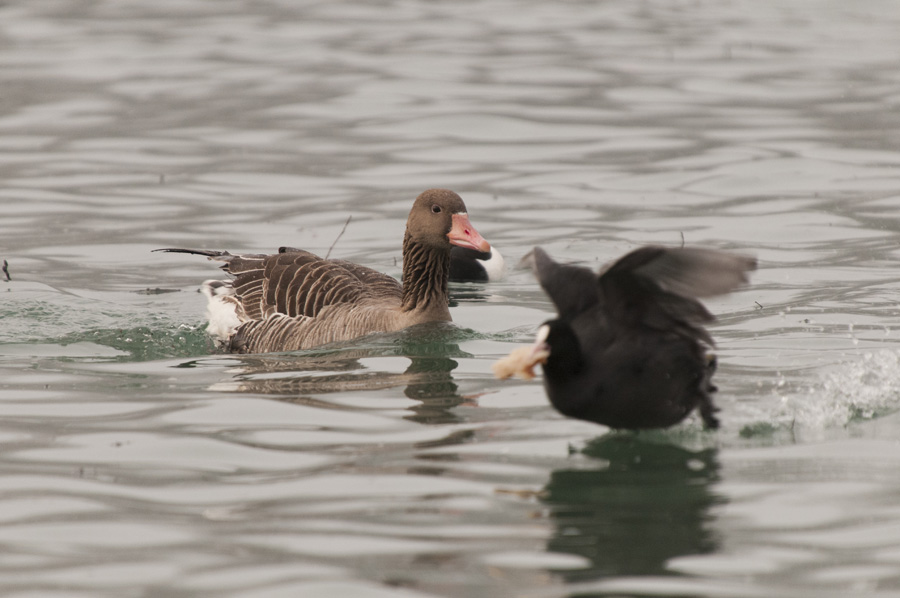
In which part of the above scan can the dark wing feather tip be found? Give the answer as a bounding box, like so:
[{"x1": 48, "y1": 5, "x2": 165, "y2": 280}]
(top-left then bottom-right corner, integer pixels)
[{"x1": 153, "y1": 248, "x2": 229, "y2": 257}]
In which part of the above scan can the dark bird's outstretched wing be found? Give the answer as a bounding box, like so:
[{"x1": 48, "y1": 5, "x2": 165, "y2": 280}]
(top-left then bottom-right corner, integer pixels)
[
  {"x1": 599, "y1": 245, "x2": 756, "y2": 345},
  {"x1": 528, "y1": 247, "x2": 600, "y2": 321}
]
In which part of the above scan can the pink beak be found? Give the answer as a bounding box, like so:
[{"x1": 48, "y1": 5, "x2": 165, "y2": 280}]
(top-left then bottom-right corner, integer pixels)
[{"x1": 447, "y1": 213, "x2": 491, "y2": 253}]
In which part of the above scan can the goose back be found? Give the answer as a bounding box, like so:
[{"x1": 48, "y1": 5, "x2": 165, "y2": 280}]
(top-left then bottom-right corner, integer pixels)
[
  {"x1": 201, "y1": 248, "x2": 407, "y2": 352},
  {"x1": 223, "y1": 248, "x2": 402, "y2": 321}
]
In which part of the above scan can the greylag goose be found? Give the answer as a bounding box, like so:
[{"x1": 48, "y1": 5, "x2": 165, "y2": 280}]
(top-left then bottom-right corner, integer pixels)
[
  {"x1": 494, "y1": 245, "x2": 756, "y2": 430},
  {"x1": 157, "y1": 189, "x2": 490, "y2": 353},
  {"x1": 449, "y1": 246, "x2": 506, "y2": 282}
]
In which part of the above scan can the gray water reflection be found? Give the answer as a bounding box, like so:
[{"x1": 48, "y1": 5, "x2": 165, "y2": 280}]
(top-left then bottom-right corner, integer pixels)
[
  {"x1": 209, "y1": 324, "x2": 473, "y2": 425},
  {"x1": 544, "y1": 436, "x2": 721, "y2": 587}
]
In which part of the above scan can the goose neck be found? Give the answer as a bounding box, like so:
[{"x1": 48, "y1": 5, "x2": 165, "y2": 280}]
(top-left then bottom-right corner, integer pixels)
[{"x1": 401, "y1": 233, "x2": 450, "y2": 312}]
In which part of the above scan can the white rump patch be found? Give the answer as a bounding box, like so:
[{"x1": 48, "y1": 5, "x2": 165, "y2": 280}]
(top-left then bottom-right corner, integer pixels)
[{"x1": 201, "y1": 279, "x2": 242, "y2": 345}]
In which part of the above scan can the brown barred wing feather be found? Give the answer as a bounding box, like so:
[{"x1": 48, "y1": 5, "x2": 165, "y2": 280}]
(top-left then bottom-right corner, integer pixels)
[{"x1": 217, "y1": 250, "x2": 399, "y2": 322}]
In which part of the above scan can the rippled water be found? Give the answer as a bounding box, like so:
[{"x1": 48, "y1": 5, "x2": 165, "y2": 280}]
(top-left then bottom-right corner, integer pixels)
[{"x1": 4, "y1": 1, "x2": 900, "y2": 596}]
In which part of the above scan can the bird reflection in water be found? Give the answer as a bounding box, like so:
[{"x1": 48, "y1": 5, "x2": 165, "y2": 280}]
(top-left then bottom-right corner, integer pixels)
[
  {"x1": 208, "y1": 322, "x2": 474, "y2": 425},
  {"x1": 447, "y1": 278, "x2": 496, "y2": 308},
  {"x1": 542, "y1": 434, "x2": 722, "y2": 584}
]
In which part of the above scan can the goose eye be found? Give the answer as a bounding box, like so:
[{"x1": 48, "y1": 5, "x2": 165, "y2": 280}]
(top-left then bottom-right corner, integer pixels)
[{"x1": 431, "y1": 205, "x2": 441, "y2": 214}]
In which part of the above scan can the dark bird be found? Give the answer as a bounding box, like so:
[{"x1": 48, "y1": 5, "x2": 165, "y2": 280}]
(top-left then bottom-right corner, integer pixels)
[
  {"x1": 493, "y1": 245, "x2": 756, "y2": 430},
  {"x1": 156, "y1": 189, "x2": 490, "y2": 353},
  {"x1": 449, "y1": 246, "x2": 506, "y2": 282}
]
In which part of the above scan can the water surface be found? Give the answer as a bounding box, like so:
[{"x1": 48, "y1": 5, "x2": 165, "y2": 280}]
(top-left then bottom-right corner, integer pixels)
[{"x1": 3, "y1": 1, "x2": 900, "y2": 597}]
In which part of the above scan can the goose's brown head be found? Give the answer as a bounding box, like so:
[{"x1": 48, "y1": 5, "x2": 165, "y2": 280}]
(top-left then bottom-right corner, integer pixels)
[{"x1": 406, "y1": 188, "x2": 490, "y2": 252}]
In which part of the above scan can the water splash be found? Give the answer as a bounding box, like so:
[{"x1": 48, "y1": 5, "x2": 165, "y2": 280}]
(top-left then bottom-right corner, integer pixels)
[
  {"x1": 61, "y1": 323, "x2": 214, "y2": 362},
  {"x1": 814, "y1": 350, "x2": 900, "y2": 424},
  {"x1": 743, "y1": 350, "x2": 900, "y2": 438},
  {"x1": 0, "y1": 282, "x2": 213, "y2": 362}
]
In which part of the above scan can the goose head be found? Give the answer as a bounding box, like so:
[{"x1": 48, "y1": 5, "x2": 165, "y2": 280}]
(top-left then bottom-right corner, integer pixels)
[{"x1": 406, "y1": 189, "x2": 490, "y2": 253}]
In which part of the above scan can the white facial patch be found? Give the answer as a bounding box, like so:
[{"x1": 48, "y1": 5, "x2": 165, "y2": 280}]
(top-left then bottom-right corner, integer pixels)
[{"x1": 481, "y1": 247, "x2": 507, "y2": 280}]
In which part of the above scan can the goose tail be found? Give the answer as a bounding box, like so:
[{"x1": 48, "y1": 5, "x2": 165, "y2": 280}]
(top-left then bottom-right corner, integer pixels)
[{"x1": 200, "y1": 279, "x2": 243, "y2": 346}]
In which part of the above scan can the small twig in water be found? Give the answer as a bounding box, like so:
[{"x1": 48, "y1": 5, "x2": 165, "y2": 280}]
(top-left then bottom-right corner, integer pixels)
[
  {"x1": 324, "y1": 215, "x2": 352, "y2": 260},
  {"x1": 754, "y1": 301, "x2": 763, "y2": 309},
  {"x1": 679, "y1": 231, "x2": 685, "y2": 248},
  {"x1": 2, "y1": 260, "x2": 9, "y2": 282}
]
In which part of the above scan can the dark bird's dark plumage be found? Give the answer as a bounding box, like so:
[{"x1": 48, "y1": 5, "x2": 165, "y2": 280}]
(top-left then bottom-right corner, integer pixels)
[
  {"x1": 156, "y1": 189, "x2": 490, "y2": 353},
  {"x1": 494, "y1": 245, "x2": 756, "y2": 430}
]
